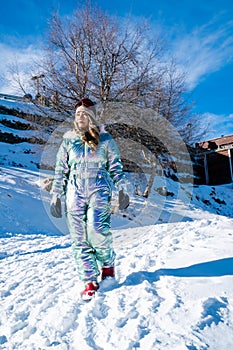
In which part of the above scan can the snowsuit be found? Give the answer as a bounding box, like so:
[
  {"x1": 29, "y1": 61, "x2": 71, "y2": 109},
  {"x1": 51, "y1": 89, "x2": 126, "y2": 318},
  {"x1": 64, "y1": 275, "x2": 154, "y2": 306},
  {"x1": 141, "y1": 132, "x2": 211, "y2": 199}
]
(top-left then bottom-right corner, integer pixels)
[{"x1": 51, "y1": 129, "x2": 125, "y2": 282}]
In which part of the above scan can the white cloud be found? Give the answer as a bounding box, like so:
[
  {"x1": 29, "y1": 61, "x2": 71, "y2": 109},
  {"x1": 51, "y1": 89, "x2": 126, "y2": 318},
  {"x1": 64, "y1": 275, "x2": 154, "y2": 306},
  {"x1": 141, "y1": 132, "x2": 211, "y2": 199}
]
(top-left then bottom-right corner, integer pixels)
[
  {"x1": 200, "y1": 112, "x2": 233, "y2": 140},
  {"x1": 0, "y1": 43, "x2": 43, "y2": 95},
  {"x1": 171, "y1": 17, "x2": 233, "y2": 90}
]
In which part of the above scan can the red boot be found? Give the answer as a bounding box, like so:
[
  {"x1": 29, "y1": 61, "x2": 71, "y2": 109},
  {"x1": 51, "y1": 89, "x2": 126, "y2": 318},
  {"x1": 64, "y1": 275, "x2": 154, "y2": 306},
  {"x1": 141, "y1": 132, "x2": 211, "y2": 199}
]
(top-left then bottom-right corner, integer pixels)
[
  {"x1": 101, "y1": 266, "x2": 115, "y2": 281},
  {"x1": 81, "y1": 281, "x2": 99, "y2": 301}
]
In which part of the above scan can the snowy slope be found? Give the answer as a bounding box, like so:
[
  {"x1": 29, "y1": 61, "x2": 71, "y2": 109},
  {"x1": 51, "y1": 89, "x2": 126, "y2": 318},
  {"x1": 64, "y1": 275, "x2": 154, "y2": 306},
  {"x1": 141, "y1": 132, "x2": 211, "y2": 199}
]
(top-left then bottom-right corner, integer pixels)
[
  {"x1": 0, "y1": 99, "x2": 233, "y2": 350},
  {"x1": 1, "y1": 165, "x2": 233, "y2": 350}
]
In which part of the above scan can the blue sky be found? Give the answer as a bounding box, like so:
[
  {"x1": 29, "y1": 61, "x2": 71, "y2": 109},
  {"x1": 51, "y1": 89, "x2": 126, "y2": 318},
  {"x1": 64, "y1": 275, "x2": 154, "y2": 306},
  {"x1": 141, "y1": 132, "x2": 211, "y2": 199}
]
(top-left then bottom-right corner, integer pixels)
[{"x1": 0, "y1": 0, "x2": 233, "y2": 140}]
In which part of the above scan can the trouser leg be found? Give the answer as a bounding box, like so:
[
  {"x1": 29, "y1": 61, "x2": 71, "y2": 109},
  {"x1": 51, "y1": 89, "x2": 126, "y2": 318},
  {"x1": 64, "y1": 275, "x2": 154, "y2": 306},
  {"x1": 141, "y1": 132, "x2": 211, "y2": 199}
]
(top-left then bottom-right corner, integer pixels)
[
  {"x1": 86, "y1": 189, "x2": 116, "y2": 268},
  {"x1": 66, "y1": 198, "x2": 100, "y2": 283}
]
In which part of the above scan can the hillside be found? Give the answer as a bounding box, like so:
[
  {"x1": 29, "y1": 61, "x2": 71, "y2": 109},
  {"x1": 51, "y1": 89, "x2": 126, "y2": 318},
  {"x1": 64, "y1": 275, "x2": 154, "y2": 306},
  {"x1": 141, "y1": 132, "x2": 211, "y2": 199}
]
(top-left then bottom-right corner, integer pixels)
[
  {"x1": 0, "y1": 99, "x2": 66, "y2": 169},
  {"x1": 0, "y1": 98, "x2": 233, "y2": 350},
  {"x1": 1, "y1": 97, "x2": 233, "y2": 222}
]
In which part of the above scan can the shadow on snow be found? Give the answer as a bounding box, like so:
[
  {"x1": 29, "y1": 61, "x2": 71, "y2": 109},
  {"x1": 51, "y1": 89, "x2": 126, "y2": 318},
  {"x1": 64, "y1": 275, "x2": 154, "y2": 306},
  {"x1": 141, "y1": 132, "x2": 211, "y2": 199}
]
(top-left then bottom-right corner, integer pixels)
[
  {"x1": 0, "y1": 243, "x2": 71, "y2": 260},
  {"x1": 121, "y1": 257, "x2": 233, "y2": 287}
]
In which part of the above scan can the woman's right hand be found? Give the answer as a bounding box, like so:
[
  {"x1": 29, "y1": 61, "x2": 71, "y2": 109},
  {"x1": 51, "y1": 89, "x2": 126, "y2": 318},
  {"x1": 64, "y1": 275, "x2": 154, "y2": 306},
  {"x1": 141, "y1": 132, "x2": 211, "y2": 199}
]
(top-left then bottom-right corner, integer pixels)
[{"x1": 50, "y1": 194, "x2": 62, "y2": 218}]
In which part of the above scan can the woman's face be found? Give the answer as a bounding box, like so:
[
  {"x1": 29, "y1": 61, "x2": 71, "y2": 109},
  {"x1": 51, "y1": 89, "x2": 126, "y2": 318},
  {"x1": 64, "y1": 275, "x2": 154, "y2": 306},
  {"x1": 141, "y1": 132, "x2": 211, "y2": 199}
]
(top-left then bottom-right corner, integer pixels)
[{"x1": 75, "y1": 110, "x2": 90, "y2": 131}]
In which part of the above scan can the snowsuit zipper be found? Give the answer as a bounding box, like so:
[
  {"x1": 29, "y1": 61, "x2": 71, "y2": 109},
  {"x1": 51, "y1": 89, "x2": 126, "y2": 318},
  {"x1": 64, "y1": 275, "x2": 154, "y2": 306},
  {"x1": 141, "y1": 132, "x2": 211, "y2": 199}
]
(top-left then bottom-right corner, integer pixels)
[{"x1": 84, "y1": 142, "x2": 89, "y2": 198}]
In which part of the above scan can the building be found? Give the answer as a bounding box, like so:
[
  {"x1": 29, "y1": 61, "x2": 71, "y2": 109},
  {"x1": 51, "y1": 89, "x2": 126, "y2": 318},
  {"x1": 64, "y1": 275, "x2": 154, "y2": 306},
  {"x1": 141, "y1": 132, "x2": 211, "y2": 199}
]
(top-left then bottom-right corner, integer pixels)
[{"x1": 195, "y1": 135, "x2": 233, "y2": 185}]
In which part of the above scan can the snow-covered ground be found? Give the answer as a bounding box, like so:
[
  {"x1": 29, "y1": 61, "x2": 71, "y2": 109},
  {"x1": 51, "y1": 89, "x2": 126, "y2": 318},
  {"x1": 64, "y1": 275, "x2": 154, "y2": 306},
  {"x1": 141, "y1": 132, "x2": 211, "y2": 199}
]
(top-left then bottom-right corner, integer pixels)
[
  {"x1": 1, "y1": 164, "x2": 233, "y2": 350},
  {"x1": 0, "y1": 98, "x2": 233, "y2": 349}
]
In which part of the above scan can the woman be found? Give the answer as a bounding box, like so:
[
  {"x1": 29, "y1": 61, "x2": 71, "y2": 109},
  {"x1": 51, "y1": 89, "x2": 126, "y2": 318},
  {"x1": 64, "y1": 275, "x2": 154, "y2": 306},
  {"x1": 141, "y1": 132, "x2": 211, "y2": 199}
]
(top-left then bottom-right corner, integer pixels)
[{"x1": 50, "y1": 98, "x2": 129, "y2": 301}]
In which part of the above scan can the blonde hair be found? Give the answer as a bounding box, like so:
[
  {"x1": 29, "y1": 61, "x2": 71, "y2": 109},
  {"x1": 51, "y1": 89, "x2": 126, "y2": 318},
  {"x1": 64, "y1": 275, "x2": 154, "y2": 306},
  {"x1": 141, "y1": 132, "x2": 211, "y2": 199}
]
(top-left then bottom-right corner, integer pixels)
[{"x1": 74, "y1": 105, "x2": 100, "y2": 151}]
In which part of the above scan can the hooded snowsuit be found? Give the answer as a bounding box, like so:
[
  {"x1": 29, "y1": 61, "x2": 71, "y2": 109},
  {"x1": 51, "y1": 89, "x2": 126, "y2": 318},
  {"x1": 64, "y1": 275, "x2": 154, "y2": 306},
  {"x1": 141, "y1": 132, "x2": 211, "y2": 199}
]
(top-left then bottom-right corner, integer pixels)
[{"x1": 51, "y1": 128, "x2": 125, "y2": 282}]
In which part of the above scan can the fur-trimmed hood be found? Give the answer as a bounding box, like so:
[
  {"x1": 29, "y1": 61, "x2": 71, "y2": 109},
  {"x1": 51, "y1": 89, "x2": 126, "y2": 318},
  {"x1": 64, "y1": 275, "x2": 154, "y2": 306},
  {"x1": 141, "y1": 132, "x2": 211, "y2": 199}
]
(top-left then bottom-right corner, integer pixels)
[
  {"x1": 63, "y1": 129, "x2": 77, "y2": 139},
  {"x1": 63, "y1": 124, "x2": 106, "y2": 139}
]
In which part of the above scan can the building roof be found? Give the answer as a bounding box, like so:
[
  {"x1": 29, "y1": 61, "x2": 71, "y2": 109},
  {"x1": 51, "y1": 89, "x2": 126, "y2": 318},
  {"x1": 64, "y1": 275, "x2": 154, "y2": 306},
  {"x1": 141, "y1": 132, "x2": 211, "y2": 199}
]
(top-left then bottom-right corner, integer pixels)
[{"x1": 196, "y1": 134, "x2": 233, "y2": 151}]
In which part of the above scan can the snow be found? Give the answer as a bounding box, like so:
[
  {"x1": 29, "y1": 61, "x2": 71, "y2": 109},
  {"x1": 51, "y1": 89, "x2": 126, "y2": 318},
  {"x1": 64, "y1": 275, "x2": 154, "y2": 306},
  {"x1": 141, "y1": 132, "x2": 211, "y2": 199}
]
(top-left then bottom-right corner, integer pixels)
[
  {"x1": 0, "y1": 99, "x2": 233, "y2": 349},
  {"x1": 0, "y1": 98, "x2": 63, "y2": 121}
]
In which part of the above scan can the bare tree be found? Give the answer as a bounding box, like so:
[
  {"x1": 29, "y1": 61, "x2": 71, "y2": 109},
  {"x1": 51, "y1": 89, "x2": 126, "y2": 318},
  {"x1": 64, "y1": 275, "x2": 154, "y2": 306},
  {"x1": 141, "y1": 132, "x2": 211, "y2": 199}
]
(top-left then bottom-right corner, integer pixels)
[
  {"x1": 12, "y1": 3, "x2": 197, "y2": 135},
  {"x1": 46, "y1": 6, "x2": 196, "y2": 135},
  {"x1": 39, "y1": 5, "x2": 164, "y2": 111},
  {"x1": 9, "y1": 1, "x2": 205, "y2": 143}
]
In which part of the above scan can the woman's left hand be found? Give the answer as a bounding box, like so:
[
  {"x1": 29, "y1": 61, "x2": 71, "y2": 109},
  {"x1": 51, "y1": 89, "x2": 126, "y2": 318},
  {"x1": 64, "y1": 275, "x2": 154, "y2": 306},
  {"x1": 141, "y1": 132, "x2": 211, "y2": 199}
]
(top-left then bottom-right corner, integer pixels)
[
  {"x1": 118, "y1": 189, "x2": 130, "y2": 210},
  {"x1": 117, "y1": 179, "x2": 131, "y2": 210}
]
